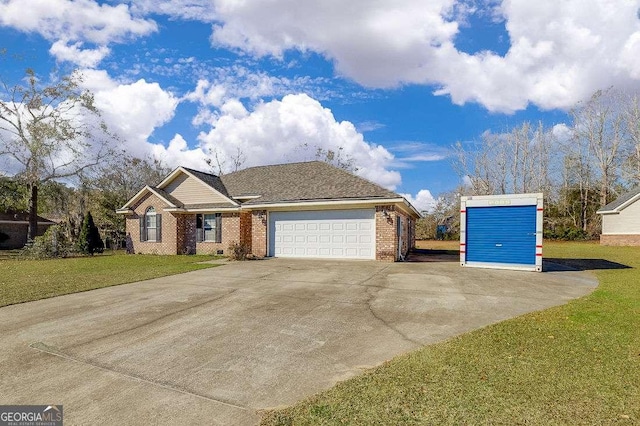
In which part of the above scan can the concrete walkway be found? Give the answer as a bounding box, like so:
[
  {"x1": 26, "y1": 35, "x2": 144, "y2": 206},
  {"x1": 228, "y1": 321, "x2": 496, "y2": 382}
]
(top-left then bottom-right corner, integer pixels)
[{"x1": 0, "y1": 258, "x2": 597, "y2": 425}]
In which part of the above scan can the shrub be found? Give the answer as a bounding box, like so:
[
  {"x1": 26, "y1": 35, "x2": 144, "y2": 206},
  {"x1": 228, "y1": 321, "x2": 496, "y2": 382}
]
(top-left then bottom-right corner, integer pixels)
[
  {"x1": 543, "y1": 226, "x2": 590, "y2": 241},
  {"x1": 228, "y1": 241, "x2": 251, "y2": 260},
  {"x1": 76, "y1": 211, "x2": 104, "y2": 255},
  {"x1": 21, "y1": 225, "x2": 73, "y2": 258}
]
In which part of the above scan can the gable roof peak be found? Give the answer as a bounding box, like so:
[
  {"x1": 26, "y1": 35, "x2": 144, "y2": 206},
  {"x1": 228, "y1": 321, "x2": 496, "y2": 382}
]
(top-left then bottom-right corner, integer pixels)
[{"x1": 597, "y1": 186, "x2": 640, "y2": 214}]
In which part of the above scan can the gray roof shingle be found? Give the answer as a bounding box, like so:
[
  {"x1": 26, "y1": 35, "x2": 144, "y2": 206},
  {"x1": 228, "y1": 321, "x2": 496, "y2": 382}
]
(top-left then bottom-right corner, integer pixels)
[
  {"x1": 219, "y1": 161, "x2": 400, "y2": 205},
  {"x1": 151, "y1": 187, "x2": 183, "y2": 207},
  {"x1": 598, "y1": 187, "x2": 640, "y2": 213}
]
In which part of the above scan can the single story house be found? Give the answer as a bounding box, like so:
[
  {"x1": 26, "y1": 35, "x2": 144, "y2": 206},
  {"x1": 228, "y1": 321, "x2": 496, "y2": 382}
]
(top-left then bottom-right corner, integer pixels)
[
  {"x1": 117, "y1": 161, "x2": 420, "y2": 261},
  {"x1": 597, "y1": 187, "x2": 640, "y2": 245},
  {"x1": 0, "y1": 212, "x2": 55, "y2": 249}
]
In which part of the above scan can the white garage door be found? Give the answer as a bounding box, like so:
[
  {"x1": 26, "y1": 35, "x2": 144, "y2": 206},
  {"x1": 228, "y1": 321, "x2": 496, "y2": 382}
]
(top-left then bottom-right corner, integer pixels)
[{"x1": 269, "y1": 209, "x2": 375, "y2": 259}]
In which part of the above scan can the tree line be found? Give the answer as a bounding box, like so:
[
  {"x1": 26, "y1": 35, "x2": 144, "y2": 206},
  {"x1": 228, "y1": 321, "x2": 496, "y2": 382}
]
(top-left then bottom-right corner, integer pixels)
[{"x1": 420, "y1": 88, "x2": 640, "y2": 240}]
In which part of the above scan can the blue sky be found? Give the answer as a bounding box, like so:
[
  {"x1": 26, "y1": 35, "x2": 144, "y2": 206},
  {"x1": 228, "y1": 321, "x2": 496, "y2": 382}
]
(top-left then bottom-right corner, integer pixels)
[{"x1": 1, "y1": 1, "x2": 639, "y2": 212}]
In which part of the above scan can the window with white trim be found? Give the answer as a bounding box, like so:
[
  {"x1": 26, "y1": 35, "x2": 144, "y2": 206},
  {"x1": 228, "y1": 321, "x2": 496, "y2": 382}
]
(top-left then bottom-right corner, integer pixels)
[
  {"x1": 196, "y1": 213, "x2": 222, "y2": 243},
  {"x1": 140, "y1": 207, "x2": 162, "y2": 242}
]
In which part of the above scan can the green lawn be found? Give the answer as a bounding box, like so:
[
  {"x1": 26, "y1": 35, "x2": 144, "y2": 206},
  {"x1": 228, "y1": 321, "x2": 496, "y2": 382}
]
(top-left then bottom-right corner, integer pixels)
[
  {"x1": 0, "y1": 251, "x2": 221, "y2": 307},
  {"x1": 261, "y1": 242, "x2": 640, "y2": 425}
]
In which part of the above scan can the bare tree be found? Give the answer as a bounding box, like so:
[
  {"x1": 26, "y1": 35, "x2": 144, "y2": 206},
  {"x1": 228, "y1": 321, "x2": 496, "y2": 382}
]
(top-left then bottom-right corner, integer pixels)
[
  {"x1": 0, "y1": 68, "x2": 117, "y2": 240},
  {"x1": 205, "y1": 146, "x2": 246, "y2": 175},
  {"x1": 621, "y1": 92, "x2": 640, "y2": 186},
  {"x1": 571, "y1": 88, "x2": 626, "y2": 208},
  {"x1": 453, "y1": 122, "x2": 555, "y2": 196},
  {"x1": 314, "y1": 146, "x2": 357, "y2": 172}
]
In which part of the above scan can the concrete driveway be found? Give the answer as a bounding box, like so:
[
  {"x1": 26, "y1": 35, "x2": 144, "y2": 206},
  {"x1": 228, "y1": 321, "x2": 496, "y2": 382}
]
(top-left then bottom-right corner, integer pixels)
[{"x1": 0, "y1": 258, "x2": 597, "y2": 425}]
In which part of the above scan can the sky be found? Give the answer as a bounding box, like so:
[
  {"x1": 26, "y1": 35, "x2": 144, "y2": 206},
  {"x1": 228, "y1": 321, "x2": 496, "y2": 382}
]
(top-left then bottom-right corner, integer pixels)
[{"x1": 1, "y1": 0, "x2": 640, "y2": 212}]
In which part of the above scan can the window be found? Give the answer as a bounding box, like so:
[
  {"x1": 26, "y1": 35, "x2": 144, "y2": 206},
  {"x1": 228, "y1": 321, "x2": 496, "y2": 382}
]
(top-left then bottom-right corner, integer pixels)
[
  {"x1": 196, "y1": 213, "x2": 221, "y2": 243},
  {"x1": 140, "y1": 207, "x2": 162, "y2": 242}
]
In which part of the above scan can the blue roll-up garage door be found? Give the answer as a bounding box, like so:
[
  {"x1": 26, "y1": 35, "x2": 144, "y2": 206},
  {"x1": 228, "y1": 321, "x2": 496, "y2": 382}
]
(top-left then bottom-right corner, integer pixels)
[{"x1": 466, "y1": 205, "x2": 536, "y2": 265}]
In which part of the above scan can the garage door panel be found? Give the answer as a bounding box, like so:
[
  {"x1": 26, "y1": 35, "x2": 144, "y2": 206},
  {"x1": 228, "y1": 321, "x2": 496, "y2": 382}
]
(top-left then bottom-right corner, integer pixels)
[
  {"x1": 345, "y1": 235, "x2": 357, "y2": 243},
  {"x1": 269, "y1": 209, "x2": 375, "y2": 259}
]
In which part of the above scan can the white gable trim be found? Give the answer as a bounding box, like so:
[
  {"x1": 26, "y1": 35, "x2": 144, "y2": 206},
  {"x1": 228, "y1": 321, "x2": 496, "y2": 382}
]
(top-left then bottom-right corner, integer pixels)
[
  {"x1": 120, "y1": 186, "x2": 178, "y2": 210},
  {"x1": 157, "y1": 167, "x2": 239, "y2": 206}
]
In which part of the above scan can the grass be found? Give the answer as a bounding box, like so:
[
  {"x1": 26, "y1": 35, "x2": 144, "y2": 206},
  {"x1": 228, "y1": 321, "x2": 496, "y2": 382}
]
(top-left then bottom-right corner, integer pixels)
[
  {"x1": 261, "y1": 241, "x2": 640, "y2": 425},
  {"x1": 0, "y1": 251, "x2": 221, "y2": 307}
]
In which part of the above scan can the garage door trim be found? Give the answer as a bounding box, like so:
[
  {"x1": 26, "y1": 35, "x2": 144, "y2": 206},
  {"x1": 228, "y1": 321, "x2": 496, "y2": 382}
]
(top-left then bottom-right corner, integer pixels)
[{"x1": 268, "y1": 209, "x2": 376, "y2": 260}]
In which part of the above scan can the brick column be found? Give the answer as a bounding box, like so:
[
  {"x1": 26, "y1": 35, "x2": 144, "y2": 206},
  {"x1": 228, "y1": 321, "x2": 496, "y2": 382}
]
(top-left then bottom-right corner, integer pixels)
[
  {"x1": 240, "y1": 211, "x2": 252, "y2": 250},
  {"x1": 375, "y1": 205, "x2": 397, "y2": 261},
  {"x1": 251, "y1": 210, "x2": 268, "y2": 257}
]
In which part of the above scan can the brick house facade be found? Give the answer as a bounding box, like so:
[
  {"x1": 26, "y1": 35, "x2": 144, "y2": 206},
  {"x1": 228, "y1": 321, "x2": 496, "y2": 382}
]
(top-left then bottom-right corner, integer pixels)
[{"x1": 118, "y1": 162, "x2": 420, "y2": 260}]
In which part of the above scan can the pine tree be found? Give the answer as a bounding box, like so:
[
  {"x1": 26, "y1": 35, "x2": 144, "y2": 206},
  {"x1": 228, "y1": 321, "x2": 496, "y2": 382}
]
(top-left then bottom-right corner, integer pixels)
[{"x1": 76, "y1": 211, "x2": 104, "y2": 255}]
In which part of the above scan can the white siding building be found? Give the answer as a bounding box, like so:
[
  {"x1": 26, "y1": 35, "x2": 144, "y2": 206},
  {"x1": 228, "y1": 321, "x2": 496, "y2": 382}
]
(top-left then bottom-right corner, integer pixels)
[{"x1": 597, "y1": 187, "x2": 640, "y2": 246}]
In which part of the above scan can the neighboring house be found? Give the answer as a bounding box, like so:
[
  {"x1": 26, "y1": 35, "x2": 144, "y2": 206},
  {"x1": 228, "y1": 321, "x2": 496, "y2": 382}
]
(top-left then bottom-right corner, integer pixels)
[
  {"x1": 0, "y1": 212, "x2": 55, "y2": 249},
  {"x1": 597, "y1": 187, "x2": 640, "y2": 245},
  {"x1": 117, "y1": 161, "x2": 420, "y2": 261}
]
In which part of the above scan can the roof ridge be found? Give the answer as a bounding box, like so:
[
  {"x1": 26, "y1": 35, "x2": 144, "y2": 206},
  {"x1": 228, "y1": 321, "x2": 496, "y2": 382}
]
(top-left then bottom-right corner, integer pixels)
[
  {"x1": 223, "y1": 160, "x2": 324, "y2": 175},
  {"x1": 181, "y1": 166, "x2": 219, "y2": 178}
]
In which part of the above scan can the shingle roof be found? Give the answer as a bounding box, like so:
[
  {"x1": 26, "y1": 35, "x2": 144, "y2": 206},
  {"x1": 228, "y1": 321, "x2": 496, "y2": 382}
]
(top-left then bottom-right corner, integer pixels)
[
  {"x1": 597, "y1": 187, "x2": 640, "y2": 213},
  {"x1": 182, "y1": 167, "x2": 230, "y2": 197},
  {"x1": 151, "y1": 187, "x2": 183, "y2": 207},
  {"x1": 219, "y1": 161, "x2": 400, "y2": 205}
]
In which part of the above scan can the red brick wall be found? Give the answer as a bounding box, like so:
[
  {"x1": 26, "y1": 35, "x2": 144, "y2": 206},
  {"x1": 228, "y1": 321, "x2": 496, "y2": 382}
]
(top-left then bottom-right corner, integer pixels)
[
  {"x1": 600, "y1": 234, "x2": 640, "y2": 246},
  {"x1": 251, "y1": 210, "x2": 267, "y2": 257},
  {"x1": 397, "y1": 210, "x2": 411, "y2": 258},
  {"x1": 177, "y1": 215, "x2": 197, "y2": 254},
  {"x1": 196, "y1": 213, "x2": 241, "y2": 255},
  {"x1": 240, "y1": 212, "x2": 252, "y2": 250},
  {"x1": 125, "y1": 193, "x2": 177, "y2": 255},
  {"x1": 375, "y1": 205, "x2": 397, "y2": 261}
]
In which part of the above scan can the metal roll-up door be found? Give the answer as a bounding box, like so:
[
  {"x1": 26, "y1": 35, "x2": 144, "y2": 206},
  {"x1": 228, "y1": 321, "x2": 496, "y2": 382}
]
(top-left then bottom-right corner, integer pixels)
[{"x1": 466, "y1": 205, "x2": 537, "y2": 265}]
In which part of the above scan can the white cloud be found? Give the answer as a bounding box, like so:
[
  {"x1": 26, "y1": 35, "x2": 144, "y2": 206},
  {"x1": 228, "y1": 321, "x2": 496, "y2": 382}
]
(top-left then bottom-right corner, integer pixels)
[
  {"x1": 145, "y1": 0, "x2": 640, "y2": 112},
  {"x1": 195, "y1": 93, "x2": 402, "y2": 189},
  {"x1": 183, "y1": 66, "x2": 345, "y2": 108},
  {"x1": 150, "y1": 134, "x2": 209, "y2": 170},
  {"x1": 129, "y1": 0, "x2": 218, "y2": 22},
  {"x1": 49, "y1": 40, "x2": 111, "y2": 68},
  {"x1": 389, "y1": 142, "x2": 450, "y2": 168},
  {"x1": 79, "y1": 72, "x2": 405, "y2": 190},
  {"x1": 6, "y1": 1, "x2": 640, "y2": 111},
  {"x1": 400, "y1": 189, "x2": 437, "y2": 214},
  {"x1": 0, "y1": 0, "x2": 156, "y2": 66},
  {"x1": 81, "y1": 70, "x2": 180, "y2": 160}
]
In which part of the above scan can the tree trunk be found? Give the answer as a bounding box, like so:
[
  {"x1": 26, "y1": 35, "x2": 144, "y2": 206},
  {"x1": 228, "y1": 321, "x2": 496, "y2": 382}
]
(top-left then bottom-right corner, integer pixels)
[{"x1": 27, "y1": 183, "x2": 38, "y2": 241}]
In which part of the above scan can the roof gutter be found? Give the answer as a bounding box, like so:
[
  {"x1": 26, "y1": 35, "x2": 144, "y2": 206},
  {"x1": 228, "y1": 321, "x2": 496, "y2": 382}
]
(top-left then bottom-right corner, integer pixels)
[
  {"x1": 246, "y1": 197, "x2": 421, "y2": 217},
  {"x1": 164, "y1": 207, "x2": 242, "y2": 213}
]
